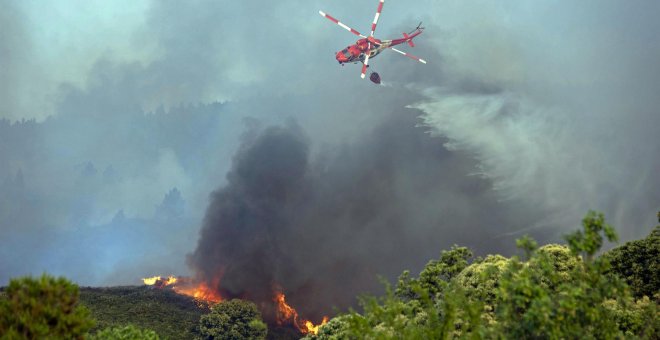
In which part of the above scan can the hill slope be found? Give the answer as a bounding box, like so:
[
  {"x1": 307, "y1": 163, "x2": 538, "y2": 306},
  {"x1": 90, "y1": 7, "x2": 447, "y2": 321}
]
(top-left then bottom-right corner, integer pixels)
[{"x1": 79, "y1": 286, "x2": 210, "y2": 339}]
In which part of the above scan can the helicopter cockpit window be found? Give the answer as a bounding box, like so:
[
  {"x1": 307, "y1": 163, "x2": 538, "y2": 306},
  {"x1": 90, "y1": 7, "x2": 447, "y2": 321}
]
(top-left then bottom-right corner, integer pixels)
[{"x1": 342, "y1": 49, "x2": 351, "y2": 59}]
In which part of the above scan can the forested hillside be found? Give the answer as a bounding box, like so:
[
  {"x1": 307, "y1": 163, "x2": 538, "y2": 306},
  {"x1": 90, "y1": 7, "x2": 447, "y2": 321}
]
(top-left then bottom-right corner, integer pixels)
[
  {"x1": 79, "y1": 286, "x2": 210, "y2": 339},
  {"x1": 1, "y1": 211, "x2": 658, "y2": 339}
]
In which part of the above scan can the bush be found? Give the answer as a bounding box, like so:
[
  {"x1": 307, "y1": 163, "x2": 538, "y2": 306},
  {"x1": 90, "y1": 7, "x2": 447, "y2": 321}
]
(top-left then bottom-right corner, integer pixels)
[
  {"x1": 198, "y1": 299, "x2": 267, "y2": 340},
  {"x1": 455, "y1": 254, "x2": 509, "y2": 307},
  {"x1": 320, "y1": 211, "x2": 659, "y2": 339},
  {"x1": 0, "y1": 274, "x2": 94, "y2": 339},
  {"x1": 395, "y1": 246, "x2": 472, "y2": 301},
  {"x1": 90, "y1": 324, "x2": 160, "y2": 340},
  {"x1": 604, "y1": 226, "x2": 659, "y2": 299}
]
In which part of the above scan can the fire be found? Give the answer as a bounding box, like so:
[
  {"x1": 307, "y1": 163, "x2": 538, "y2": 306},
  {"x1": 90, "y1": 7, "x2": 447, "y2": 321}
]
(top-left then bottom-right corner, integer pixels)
[
  {"x1": 141, "y1": 275, "x2": 326, "y2": 335},
  {"x1": 142, "y1": 275, "x2": 178, "y2": 286},
  {"x1": 142, "y1": 276, "x2": 222, "y2": 303},
  {"x1": 275, "y1": 292, "x2": 298, "y2": 324},
  {"x1": 275, "y1": 292, "x2": 328, "y2": 335},
  {"x1": 304, "y1": 317, "x2": 329, "y2": 335},
  {"x1": 173, "y1": 281, "x2": 222, "y2": 303}
]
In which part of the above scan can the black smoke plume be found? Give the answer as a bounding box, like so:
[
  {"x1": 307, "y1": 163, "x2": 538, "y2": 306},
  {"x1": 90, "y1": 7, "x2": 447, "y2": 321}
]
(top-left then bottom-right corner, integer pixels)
[{"x1": 187, "y1": 111, "x2": 542, "y2": 321}]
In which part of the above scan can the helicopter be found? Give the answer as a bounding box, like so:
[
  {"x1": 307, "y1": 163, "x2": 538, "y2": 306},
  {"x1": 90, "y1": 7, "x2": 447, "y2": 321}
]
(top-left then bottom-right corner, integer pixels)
[{"x1": 319, "y1": 0, "x2": 427, "y2": 84}]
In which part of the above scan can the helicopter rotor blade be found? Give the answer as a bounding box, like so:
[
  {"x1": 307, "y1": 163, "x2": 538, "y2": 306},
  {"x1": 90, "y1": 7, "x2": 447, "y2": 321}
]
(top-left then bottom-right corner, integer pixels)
[
  {"x1": 389, "y1": 47, "x2": 427, "y2": 64},
  {"x1": 361, "y1": 47, "x2": 371, "y2": 79},
  {"x1": 319, "y1": 11, "x2": 367, "y2": 38},
  {"x1": 370, "y1": 0, "x2": 385, "y2": 37}
]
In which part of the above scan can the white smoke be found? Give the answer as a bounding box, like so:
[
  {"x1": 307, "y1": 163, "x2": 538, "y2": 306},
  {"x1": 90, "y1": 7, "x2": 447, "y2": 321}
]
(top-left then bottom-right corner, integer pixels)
[{"x1": 414, "y1": 88, "x2": 659, "y2": 240}]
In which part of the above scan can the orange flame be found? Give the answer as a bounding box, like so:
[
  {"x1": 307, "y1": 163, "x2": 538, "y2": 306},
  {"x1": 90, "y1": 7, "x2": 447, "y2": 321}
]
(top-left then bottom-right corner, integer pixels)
[
  {"x1": 275, "y1": 292, "x2": 298, "y2": 324},
  {"x1": 142, "y1": 276, "x2": 161, "y2": 285},
  {"x1": 141, "y1": 276, "x2": 221, "y2": 302},
  {"x1": 173, "y1": 281, "x2": 222, "y2": 303},
  {"x1": 141, "y1": 276, "x2": 327, "y2": 334},
  {"x1": 274, "y1": 292, "x2": 328, "y2": 335},
  {"x1": 142, "y1": 275, "x2": 178, "y2": 286},
  {"x1": 305, "y1": 317, "x2": 329, "y2": 335}
]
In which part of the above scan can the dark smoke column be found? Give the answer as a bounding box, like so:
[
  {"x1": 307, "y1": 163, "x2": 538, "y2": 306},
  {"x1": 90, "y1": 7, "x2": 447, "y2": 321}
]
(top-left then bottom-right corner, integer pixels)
[
  {"x1": 186, "y1": 111, "x2": 536, "y2": 323},
  {"x1": 187, "y1": 123, "x2": 310, "y2": 322}
]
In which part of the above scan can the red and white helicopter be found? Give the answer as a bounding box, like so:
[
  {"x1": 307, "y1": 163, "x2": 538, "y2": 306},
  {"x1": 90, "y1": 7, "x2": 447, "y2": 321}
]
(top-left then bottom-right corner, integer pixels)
[{"x1": 319, "y1": 0, "x2": 426, "y2": 84}]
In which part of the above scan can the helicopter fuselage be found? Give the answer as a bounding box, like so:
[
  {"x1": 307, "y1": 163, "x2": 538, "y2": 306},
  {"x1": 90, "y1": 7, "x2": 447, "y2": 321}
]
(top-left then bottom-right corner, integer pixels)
[{"x1": 335, "y1": 29, "x2": 422, "y2": 65}]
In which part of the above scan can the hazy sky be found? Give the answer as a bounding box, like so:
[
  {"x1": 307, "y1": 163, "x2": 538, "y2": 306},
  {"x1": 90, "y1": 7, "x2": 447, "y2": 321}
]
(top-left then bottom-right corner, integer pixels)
[{"x1": 1, "y1": 0, "x2": 658, "y2": 297}]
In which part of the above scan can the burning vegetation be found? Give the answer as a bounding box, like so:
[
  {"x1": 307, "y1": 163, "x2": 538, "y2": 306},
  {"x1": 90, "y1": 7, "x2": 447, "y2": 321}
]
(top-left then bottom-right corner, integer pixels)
[
  {"x1": 141, "y1": 275, "x2": 177, "y2": 287},
  {"x1": 274, "y1": 291, "x2": 329, "y2": 334},
  {"x1": 141, "y1": 275, "x2": 327, "y2": 335},
  {"x1": 136, "y1": 120, "x2": 476, "y2": 337},
  {"x1": 142, "y1": 276, "x2": 221, "y2": 303}
]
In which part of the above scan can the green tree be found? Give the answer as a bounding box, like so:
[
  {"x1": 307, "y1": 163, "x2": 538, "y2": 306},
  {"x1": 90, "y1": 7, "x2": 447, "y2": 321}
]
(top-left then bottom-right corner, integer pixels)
[
  {"x1": 337, "y1": 246, "x2": 483, "y2": 339},
  {"x1": 305, "y1": 211, "x2": 659, "y2": 339},
  {"x1": 531, "y1": 244, "x2": 580, "y2": 287},
  {"x1": 342, "y1": 282, "x2": 483, "y2": 340},
  {"x1": 603, "y1": 296, "x2": 660, "y2": 338},
  {"x1": 454, "y1": 254, "x2": 510, "y2": 325},
  {"x1": 515, "y1": 235, "x2": 538, "y2": 260},
  {"x1": 198, "y1": 299, "x2": 267, "y2": 340},
  {"x1": 455, "y1": 255, "x2": 509, "y2": 305},
  {"x1": 564, "y1": 210, "x2": 618, "y2": 262},
  {"x1": 396, "y1": 246, "x2": 472, "y2": 301},
  {"x1": 493, "y1": 211, "x2": 627, "y2": 338},
  {"x1": 604, "y1": 225, "x2": 659, "y2": 299},
  {"x1": 90, "y1": 325, "x2": 160, "y2": 340},
  {"x1": 0, "y1": 274, "x2": 94, "y2": 339}
]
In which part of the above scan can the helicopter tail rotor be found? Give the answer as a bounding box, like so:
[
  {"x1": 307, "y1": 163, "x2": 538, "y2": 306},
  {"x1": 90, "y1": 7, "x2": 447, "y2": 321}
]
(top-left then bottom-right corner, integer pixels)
[{"x1": 409, "y1": 22, "x2": 424, "y2": 35}]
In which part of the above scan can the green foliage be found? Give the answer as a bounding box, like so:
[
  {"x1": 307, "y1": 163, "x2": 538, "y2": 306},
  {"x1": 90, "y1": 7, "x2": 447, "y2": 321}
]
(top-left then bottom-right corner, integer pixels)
[
  {"x1": 79, "y1": 286, "x2": 209, "y2": 339},
  {"x1": 494, "y1": 252, "x2": 626, "y2": 338},
  {"x1": 532, "y1": 244, "x2": 580, "y2": 286},
  {"x1": 326, "y1": 246, "x2": 483, "y2": 339},
  {"x1": 0, "y1": 274, "x2": 94, "y2": 339},
  {"x1": 198, "y1": 299, "x2": 267, "y2": 340},
  {"x1": 3, "y1": 211, "x2": 656, "y2": 340},
  {"x1": 493, "y1": 213, "x2": 658, "y2": 339},
  {"x1": 603, "y1": 296, "x2": 660, "y2": 338},
  {"x1": 454, "y1": 254, "x2": 510, "y2": 324},
  {"x1": 604, "y1": 226, "x2": 659, "y2": 299},
  {"x1": 455, "y1": 255, "x2": 509, "y2": 304},
  {"x1": 491, "y1": 216, "x2": 632, "y2": 338},
  {"x1": 396, "y1": 245, "x2": 472, "y2": 301},
  {"x1": 89, "y1": 324, "x2": 160, "y2": 340},
  {"x1": 515, "y1": 235, "x2": 538, "y2": 260},
  {"x1": 319, "y1": 211, "x2": 659, "y2": 340},
  {"x1": 564, "y1": 210, "x2": 618, "y2": 261},
  {"x1": 341, "y1": 283, "x2": 484, "y2": 339}
]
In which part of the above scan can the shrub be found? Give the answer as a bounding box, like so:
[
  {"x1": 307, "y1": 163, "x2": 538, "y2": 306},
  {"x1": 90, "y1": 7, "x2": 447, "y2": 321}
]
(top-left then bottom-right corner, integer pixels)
[
  {"x1": 90, "y1": 324, "x2": 160, "y2": 340},
  {"x1": 0, "y1": 274, "x2": 94, "y2": 339},
  {"x1": 198, "y1": 299, "x2": 267, "y2": 340}
]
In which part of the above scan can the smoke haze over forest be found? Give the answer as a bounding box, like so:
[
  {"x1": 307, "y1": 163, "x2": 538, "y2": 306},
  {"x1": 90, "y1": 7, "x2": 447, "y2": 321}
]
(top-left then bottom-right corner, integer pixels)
[{"x1": 1, "y1": 0, "x2": 659, "y2": 316}]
